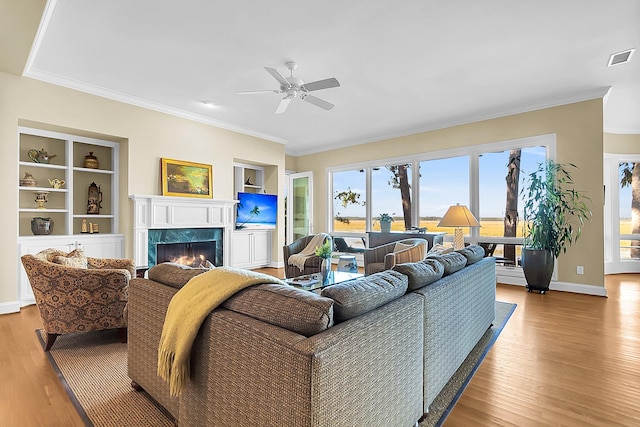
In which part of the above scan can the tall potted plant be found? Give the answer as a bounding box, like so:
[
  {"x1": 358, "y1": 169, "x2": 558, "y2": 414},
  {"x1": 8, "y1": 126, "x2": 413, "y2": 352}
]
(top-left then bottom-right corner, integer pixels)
[{"x1": 520, "y1": 160, "x2": 592, "y2": 293}]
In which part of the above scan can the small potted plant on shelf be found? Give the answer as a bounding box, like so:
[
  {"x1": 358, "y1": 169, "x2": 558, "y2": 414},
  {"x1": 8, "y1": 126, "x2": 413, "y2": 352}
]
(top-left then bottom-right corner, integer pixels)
[
  {"x1": 520, "y1": 160, "x2": 592, "y2": 294},
  {"x1": 376, "y1": 213, "x2": 395, "y2": 233},
  {"x1": 314, "y1": 239, "x2": 333, "y2": 283}
]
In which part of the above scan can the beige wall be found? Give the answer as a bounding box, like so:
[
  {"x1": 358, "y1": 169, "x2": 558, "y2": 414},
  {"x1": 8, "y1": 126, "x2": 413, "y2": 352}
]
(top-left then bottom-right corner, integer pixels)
[
  {"x1": 295, "y1": 99, "x2": 605, "y2": 288},
  {"x1": 0, "y1": 67, "x2": 610, "y2": 304},
  {"x1": 285, "y1": 154, "x2": 298, "y2": 172},
  {"x1": 1, "y1": 72, "x2": 285, "y2": 304},
  {"x1": 604, "y1": 133, "x2": 640, "y2": 154}
]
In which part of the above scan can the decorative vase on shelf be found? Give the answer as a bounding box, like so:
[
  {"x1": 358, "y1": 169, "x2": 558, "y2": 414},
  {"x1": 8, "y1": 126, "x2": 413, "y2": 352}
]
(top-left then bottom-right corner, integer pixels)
[
  {"x1": 34, "y1": 191, "x2": 49, "y2": 209},
  {"x1": 20, "y1": 172, "x2": 37, "y2": 187},
  {"x1": 87, "y1": 182, "x2": 103, "y2": 214},
  {"x1": 83, "y1": 152, "x2": 99, "y2": 169},
  {"x1": 31, "y1": 217, "x2": 54, "y2": 235},
  {"x1": 380, "y1": 220, "x2": 392, "y2": 233}
]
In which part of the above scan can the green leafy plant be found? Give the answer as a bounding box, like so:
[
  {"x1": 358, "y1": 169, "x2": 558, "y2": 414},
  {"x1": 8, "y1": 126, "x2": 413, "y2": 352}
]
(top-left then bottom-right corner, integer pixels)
[
  {"x1": 314, "y1": 239, "x2": 332, "y2": 259},
  {"x1": 521, "y1": 160, "x2": 592, "y2": 258},
  {"x1": 376, "y1": 213, "x2": 395, "y2": 223}
]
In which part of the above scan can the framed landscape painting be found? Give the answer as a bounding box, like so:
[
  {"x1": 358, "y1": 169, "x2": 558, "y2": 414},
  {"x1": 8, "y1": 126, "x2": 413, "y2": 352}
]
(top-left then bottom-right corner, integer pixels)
[{"x1": 161, "y1": 158, "x2": 213, "y2": 198}]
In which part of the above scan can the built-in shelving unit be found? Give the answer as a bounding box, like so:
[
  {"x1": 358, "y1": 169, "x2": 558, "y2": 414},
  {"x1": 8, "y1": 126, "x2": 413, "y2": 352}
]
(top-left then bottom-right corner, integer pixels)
[
  {"x1": 232, "y1": 162, "x2": 271, "y2": 269},
  {"x1": 234, "y1": 162, "x2": 264, "y2": 194},
  {"x1": 17, "y1": 126, "x2": 123, "y2": 306},
  {"x1": 18, "y1": 127, "x2": 119, "y2": 236}
]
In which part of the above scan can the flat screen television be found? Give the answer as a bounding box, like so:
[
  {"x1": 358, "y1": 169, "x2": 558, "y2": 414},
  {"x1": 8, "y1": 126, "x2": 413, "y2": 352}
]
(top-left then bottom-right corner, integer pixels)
[{"x1": 236, "y1": 192, "x2": 277, "y2": 229}]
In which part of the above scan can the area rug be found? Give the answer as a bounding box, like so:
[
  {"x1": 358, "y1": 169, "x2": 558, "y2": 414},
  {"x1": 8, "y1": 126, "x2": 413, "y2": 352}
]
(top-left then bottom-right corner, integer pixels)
[{"x1": 37, "y1": 301, "x2": 516, "y2": 427}]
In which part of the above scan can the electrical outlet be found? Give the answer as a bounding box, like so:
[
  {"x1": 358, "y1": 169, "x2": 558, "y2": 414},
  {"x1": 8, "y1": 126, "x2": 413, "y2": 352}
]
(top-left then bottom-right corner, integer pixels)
[{"x1": 577, "y1": 266, "x2": 584, "y2": 275}]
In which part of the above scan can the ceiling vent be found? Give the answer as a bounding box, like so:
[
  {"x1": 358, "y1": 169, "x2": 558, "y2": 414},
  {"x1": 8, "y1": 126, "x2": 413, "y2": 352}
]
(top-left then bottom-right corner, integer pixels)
[{"x1": 608, "y1": 48, "x2": 635, "y2": 67}]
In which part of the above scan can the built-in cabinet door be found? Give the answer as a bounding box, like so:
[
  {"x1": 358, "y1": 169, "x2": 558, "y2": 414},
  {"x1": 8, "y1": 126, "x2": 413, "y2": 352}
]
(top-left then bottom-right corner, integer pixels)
[
  {"x1": 232, "y1": 231, "x2": 253, "y2": 268},
  {"x1": 231, "y1": 230, "x2": 271, "y2": 269},
  {"x1": 251, "y1": 230, "x2": 271, "y2": 266}
]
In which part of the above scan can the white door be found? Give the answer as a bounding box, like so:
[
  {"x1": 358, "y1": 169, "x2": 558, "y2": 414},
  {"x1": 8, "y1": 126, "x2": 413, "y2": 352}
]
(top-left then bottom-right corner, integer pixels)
[{"x1": 287, "y1": 172, "x2": 313, "y2": 243}]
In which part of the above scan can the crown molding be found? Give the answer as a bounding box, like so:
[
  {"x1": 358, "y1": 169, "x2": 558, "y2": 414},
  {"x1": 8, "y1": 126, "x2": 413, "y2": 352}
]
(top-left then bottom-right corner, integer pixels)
[
  {"x1": 289, "y1": 87, "x2": 613, "y2": 156},
  {"x1": 22, "y1": 68, "x2": 288, "y2": 145}
]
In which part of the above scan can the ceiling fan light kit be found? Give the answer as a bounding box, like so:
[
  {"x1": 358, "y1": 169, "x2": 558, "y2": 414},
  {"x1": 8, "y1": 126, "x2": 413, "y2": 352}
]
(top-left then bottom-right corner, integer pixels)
[{"x1": 238, "y1": 61, "x2": 340, "y2": 114}]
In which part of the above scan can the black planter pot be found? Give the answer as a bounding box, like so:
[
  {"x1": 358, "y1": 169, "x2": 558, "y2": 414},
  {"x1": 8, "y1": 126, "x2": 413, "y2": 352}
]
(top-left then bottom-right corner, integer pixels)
[{"x1": 521, "y1": 248, "x2": 554, "y2": 294}]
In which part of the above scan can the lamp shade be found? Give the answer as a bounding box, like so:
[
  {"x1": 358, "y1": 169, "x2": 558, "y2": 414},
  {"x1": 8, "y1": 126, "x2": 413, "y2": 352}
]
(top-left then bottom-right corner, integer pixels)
[
  {"x1": 437, "y1": 204, "x2": 480, "y2": 227},
  {"x1": 437, "y1": 204, "x2": 480, "y2": 250}
]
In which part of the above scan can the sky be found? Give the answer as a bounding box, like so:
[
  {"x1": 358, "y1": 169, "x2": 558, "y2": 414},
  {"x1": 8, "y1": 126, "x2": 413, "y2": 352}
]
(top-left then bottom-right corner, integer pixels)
[{"x1": 333, "y1": 147, "x2": 548, "y2": 219}]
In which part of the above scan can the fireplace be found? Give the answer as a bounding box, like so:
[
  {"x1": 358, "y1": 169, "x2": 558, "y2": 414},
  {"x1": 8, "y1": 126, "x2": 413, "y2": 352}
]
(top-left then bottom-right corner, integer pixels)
[
  {"x1": 130, "y1": 195, "x2": 237, "y2": 269},
  {"x1": 156, "y1": 241, "x2": 216, "y2": 268},
  {"x1": 147, "y1": 228, "x2": 223, "y2": 268}
]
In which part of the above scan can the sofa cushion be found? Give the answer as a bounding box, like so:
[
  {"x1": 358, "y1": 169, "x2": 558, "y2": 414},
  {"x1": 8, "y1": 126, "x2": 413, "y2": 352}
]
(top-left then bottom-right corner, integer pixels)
[
  {"x1": 426, "y1": 252, "x2": 468, "y2": 276},
  {"x1": 321, "y1": 270, "x2": 408, "y2": 322},
  {"x1": 147, "y1": 263, "x2": 209, "y2": 289},
  {"x1": 392, "y1": 258, "x2": 445, "y2": 291},
  {"x1": 223, "y1": 283, "x2": 334, "y2": 336},
  {"x1": 51, "y1": 248, "x2": 88, "y2": 269},
  {"x1": 456, "y1": 244, "x2": 485, "y2": 265}
]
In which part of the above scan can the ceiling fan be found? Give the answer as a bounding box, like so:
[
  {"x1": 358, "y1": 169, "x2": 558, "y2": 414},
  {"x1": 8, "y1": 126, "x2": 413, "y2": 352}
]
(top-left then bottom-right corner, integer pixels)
[{"x1": 238, "y1": 61, "x2": 340, "y2": 114}]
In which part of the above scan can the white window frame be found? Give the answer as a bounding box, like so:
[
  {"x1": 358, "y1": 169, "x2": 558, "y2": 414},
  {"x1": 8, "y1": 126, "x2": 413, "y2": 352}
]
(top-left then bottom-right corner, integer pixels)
[{"x1": 326, "y1": 133, "x2": 556, "y2": 285}]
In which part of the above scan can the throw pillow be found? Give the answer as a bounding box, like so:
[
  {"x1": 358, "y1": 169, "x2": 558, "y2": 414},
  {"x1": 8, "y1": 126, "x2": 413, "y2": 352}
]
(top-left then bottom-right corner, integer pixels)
[
  {"x1": 456, "y1": 245, "x2": 485, "y2": 265},
  {"x1": 36, "y1": 248, "x2": 67, "y2": 262},
  {"x1": 428, "y1": 244, "x2": 454, "y2": 255},
  {"x1": 321, "y1": 270, "x2": 408, "y2": 322},
  {"x1": 426, "y1": 252, "x2": 467, "y2": 276},
  {"x1": 392, "y1": 258, "x2": 445, "y2": 291},
  {"x1": 393, "y1": 241, "x2": 414, "y2": 253},
  {"x1": 223, "y1": 283, "x2": 334, "y2": 336},
  {"x1": 51, "y1": 248, "x2": 88, "y2": 269},
  {"x1": 392, "y1": 244, "x2": 426, "y2": 265}
]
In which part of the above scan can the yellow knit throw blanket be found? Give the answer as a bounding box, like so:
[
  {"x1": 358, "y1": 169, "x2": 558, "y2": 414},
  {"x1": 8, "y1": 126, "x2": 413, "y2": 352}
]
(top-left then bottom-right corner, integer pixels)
[{"x1": 157, "y1": 267, "x2": 285, "y2": 397}]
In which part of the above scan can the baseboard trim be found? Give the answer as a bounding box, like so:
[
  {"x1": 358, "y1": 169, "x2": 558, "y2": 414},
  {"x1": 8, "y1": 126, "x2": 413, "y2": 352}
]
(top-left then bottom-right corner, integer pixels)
[
  {"x1": 0, "y1": 301, "x2": 21, "y2": 315},
  {"x1": 498, "y1": 277, "x2": 607, "y2": 297}
]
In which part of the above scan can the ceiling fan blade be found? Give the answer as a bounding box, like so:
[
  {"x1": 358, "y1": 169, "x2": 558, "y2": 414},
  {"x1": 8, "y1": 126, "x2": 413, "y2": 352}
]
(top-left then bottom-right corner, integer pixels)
[
  {"x1": 237, "y1": 90, "x2": 280, "y2": 95},
  {"x1": 302, "y1": 94, "x2": 334, "y2": 111},
  {"x1": 302, "y1": 77, "x2": 340, "y2": 92},
  {"x1": 265, "y1": 67, "x2": 290, "y2": 88},
  {"x1": 275, "y1": 97, "x2": 292, "y2": 114}
]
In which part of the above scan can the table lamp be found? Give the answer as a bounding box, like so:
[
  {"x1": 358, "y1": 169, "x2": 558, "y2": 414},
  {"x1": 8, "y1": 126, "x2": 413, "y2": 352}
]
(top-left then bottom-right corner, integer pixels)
[{"x1": 437, "y1": 204, "x2": 480, "y2": 250}]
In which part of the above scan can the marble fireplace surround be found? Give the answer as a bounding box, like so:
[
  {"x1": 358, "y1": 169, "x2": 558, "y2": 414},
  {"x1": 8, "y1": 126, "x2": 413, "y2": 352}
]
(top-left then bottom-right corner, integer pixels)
[{"x1": 130, "y1": 195, "x2": 237, "y2": 269}]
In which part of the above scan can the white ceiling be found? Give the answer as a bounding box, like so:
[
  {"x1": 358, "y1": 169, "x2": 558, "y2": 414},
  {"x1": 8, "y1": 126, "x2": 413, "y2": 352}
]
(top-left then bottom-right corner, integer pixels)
[{"x1": 25, "y1": 0, "x2": 640, "y2": 155}]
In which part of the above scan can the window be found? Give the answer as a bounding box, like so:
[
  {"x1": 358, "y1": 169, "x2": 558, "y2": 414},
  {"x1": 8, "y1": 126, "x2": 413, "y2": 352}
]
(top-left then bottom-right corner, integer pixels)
[
  {"x1": 332, "y1": 169, "x2": 366, "y2": 232},
  {"x1": 327, "y1": 134, "x2": 555, "y2": 279},
  {"x1": 618, "y1": 161, "x2": 640, "y2": 260},
  {"x1": 604, "y1": 154, "x2": 640, "y2": 273},
  {"x1": 419, "y1": 156, "x2": 469, "y2": 232},
  {"x1": 371, "y1": 164, "x2": 412, "y2": 231},
  {"x1": 477, "y1": 146, "x2": 546, "y2": 263}
]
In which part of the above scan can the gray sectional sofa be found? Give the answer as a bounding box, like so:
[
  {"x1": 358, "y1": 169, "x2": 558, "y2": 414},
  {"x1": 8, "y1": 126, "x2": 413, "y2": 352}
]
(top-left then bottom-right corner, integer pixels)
[{"x1": 128, "y1": 245, "x2": 496, "y2": 426}]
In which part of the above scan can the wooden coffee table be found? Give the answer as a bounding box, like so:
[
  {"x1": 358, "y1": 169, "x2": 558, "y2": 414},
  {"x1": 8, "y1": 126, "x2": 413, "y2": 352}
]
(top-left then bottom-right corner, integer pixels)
[{"x1": 286, "y1": 271, "x2": 363, "y2": 292}]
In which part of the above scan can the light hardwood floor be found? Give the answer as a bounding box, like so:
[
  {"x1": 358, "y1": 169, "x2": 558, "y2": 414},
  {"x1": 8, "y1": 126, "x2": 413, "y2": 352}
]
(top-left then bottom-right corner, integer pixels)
[{"x1": 1, "y1": 272, "x2": 639, "y2": 426}]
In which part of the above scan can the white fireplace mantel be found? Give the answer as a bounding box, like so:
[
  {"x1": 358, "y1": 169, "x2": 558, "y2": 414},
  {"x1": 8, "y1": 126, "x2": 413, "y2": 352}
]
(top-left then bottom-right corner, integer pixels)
[{"x1": 130, "y1": 195, "x2": 237, "y2": 268}]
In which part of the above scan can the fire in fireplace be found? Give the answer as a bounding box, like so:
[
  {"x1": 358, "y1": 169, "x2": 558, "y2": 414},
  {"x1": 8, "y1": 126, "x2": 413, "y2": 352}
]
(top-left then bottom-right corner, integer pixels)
[{"x1": 156, "y1": 241, "x2": 215, "y2": 268}]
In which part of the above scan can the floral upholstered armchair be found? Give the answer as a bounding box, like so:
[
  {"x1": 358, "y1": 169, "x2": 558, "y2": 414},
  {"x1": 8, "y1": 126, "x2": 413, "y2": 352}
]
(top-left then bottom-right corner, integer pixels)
[{"x1": 21, "y1": 248, "x2": 135, "y2": 351}]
